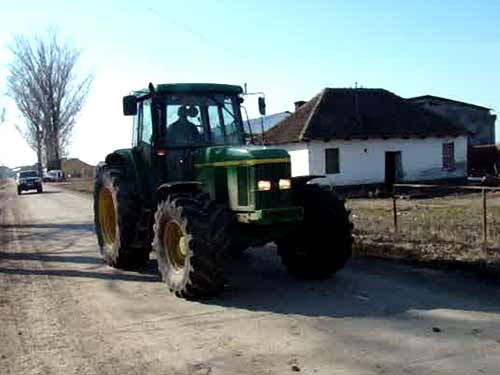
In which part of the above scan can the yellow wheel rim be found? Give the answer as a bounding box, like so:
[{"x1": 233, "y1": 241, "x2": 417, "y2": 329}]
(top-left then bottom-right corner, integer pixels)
[
  {"x1": 164, "y1": 221, "x2": 188, "y2": 271},
  {"x1": 98, "y1": 188, "x2": 116, "y2": 246}
]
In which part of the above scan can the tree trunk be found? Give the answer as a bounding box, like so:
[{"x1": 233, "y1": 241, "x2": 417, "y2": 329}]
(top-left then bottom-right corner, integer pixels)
[
  {"x1": 45, "y1": 129, "x2": 61, "y2": 170},
  {"x1": 36, "y1": 131, "x2": 43, "y2": 178}
]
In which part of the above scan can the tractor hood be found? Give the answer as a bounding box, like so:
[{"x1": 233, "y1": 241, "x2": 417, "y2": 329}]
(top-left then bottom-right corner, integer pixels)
[{"x1": 194, "y1": 146, "x2": 290, "y2": 168}]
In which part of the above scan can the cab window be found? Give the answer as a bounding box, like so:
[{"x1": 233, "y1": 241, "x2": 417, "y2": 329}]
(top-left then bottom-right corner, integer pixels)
[
  {"x1": 162, "y1": 94, "x2": 243, "y2": 147},
  {"x1": 132, "y1": 107, "x2": 139, "y2": 147},
  {"x1": 141, "y1": 100, "x2": 153, "y2": 144}
]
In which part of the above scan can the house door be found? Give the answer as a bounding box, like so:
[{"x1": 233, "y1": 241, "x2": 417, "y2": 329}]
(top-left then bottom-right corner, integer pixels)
[{"x1": 385, "y1": 151, "x2": 401, "y2": 189}]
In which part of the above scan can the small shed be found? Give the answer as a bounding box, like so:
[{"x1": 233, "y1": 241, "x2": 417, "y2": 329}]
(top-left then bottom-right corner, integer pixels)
[{"x1": 61, "y1": 158, "x2": 95, "y2": 178}]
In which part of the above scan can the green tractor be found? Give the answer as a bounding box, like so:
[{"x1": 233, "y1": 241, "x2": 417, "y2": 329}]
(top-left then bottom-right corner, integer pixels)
[{"x1": 93, "y1": 83, "x2": 353, "y2": 298}]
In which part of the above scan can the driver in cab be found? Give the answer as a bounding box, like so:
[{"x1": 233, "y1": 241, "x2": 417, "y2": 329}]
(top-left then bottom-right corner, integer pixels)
[{"x1": 168, "y1": 106, "x2": 203, "y2": 145}]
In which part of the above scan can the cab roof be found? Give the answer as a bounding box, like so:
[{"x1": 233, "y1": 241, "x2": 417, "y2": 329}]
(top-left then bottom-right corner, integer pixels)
[{"x1": 132, "y1": 83, "x2": 243, "y2": 97}]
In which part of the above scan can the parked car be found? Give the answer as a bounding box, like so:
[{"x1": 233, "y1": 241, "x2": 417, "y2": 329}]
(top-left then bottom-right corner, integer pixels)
[
  {"x1": 16, "y1": 170, "x2": 43, "y2": 194},
  {"x1": 44, "y1": 169, "x2": 64, "y2": 182}
]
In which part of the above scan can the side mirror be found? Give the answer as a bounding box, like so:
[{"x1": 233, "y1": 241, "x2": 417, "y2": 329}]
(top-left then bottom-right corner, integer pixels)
[
  {"x1": 123, "y1": 95, "x2": 138, "y2": 116},
  {"x1": 258, "y1": 97, "x2": 266, "y2": 116}
]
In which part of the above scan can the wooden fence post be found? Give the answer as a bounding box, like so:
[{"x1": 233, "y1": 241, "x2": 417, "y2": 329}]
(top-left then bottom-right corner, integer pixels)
[
  {"x1": 392, "y1": 194, "x2": 398, "y2": 233},
  {"x1": 482, "y1": 189, "x2": 487, "y2": 245}
]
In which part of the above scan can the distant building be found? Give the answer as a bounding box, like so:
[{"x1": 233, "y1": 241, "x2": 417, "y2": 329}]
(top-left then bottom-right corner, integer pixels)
[
  {"x1": 265, "y1": 88, "x2": 468, "y2": 189},
  {"x1": 408, "y1": 95, "x2": 496, "y2": 146},
  {"x1": 61, "y1": 158, "x2": 94, "y2": 178},
  {"x1": 247, "y1": 112, "x2": 291, "y2": 134},
  {"x1": 14, "y1": 165, "x2": 38, "y2": 173}
]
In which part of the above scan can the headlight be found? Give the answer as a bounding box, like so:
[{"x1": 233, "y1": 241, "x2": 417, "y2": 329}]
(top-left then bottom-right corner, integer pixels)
[
  {"x1": 279, "y1": 179, "x2": 291, "y2": 190},
  {"x1": 257, "y1": 180, "x2": 271, "y2": 191}
]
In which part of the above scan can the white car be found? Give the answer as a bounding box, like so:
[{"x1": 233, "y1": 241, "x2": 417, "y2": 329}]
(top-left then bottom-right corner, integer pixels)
[{"x1": 45, "y1": 170, "x2": 64, "y2": 182}]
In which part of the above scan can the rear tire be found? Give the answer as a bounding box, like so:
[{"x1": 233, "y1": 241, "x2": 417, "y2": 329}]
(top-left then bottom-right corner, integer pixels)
[
  {"x1": 277, "y1": 184, "x2": 353, "y2": 279},
  {"x1": 37, "y1": 186, "x2": 43, "y2": 194},
  {"x1": 153, "y1": 191, "x2": 229, "y2": 298},
  {"x1": 227, "y1": 244, "x2": 249, "y2": 257},
  {"x1": 93, "y1": 168, "x2": 149, "y2": 269}
]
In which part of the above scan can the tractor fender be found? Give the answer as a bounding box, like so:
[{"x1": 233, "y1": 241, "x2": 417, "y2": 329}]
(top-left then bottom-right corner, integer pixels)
[
  {"x1": 291, "y1": 175, "x2": 336, "y2": 203},
  {"x1": 104, "y1": 150, "x2": 137, "y2": 174},
  {"x1": 95, "y1": 161, "x2": 107, "y2": 177},
  {"x1": 156, "y1": 181, "x2": 202, "y2": 202},
  {"x1": 291, "y1": 175, "x2": 329, "y2": 190},
  {"x1": 104, "y1": 152, "x2": 128, "y2": 166},
  {"x1": 98, "y1": 149, "x2": 142, "y2": 194},
  {"x1": 95, "y1": 153, "x2": 126, "y2": 177}
]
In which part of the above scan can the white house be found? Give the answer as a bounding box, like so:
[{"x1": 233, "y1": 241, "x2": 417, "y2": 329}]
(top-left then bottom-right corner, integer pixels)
[{"x1": 265, "y1": 88, "x2": 468, "y2": 188}]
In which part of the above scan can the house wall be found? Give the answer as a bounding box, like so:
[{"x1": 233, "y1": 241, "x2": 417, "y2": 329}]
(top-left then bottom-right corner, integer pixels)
[
  {"x1": 411, "y1": 99, "x2": 496, "y2": 145},
  {"x1": 278, "y1": 137, "x2": 467, "y2": 186},
  {"x1": 61, "y1": 159, "x2": 95, "y2": 178},
  {"x1": 274, "y1": 143, "x2": 310, "y2": 176}
]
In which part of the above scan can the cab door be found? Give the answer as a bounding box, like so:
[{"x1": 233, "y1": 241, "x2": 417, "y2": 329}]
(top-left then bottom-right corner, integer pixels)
[{"x1": 136, "y1": 99, "x2": 156, "y2": 197}]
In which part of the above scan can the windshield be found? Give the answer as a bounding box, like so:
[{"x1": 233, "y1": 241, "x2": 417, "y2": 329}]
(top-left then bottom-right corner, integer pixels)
[
  {"x1": 19, "y1": 171, "x2": 38, "y2": 178},
  {"x1": 163, "y1": 94, "x2": 244, "y2": 147}
]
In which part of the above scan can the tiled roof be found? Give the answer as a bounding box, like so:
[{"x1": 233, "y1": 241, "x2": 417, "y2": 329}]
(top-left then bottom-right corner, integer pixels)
[
  {"x1": 408, "y1": 95, "x2": 491, "y2": 111},
  {"x1": 265, "y1": 88, "x2": 467, "y2": 144}
]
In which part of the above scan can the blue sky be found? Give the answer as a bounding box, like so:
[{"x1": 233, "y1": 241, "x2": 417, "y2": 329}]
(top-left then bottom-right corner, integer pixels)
[{"x1": 0, "y1": 0, "x2": 498, "y2": 167}]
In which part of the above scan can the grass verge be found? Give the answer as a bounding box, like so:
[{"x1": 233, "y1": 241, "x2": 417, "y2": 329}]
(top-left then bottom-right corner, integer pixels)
[{"x1": 348, "y1": 193, "x2": 500, "y2": 276}]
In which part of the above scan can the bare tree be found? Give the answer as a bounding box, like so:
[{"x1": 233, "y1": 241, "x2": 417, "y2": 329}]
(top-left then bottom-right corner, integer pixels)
[
  {"x1": 14, "y1": 121, "x2": 44, "y2": 176},
  {"x1": 6, "y1": 30, "x2": 92, "y2": 172}
]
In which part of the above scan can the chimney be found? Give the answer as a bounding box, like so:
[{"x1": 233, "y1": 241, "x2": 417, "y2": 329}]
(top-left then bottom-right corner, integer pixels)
[{"x1": 294, "y1": 101, "x2": 306, "y2": 112}]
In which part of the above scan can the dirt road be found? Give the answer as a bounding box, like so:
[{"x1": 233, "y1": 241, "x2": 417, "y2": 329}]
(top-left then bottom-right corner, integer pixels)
[{"x1": 1, "y1": 181, "x2": 500, "y2": 375}]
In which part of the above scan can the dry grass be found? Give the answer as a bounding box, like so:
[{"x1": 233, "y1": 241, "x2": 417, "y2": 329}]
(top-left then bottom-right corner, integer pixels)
[
  {"x1": 348, "y1": 192, "x2": 500, "y2": 273},
  {"x1": 0, "y1": 180, "x2": 11, "y2": 243}
]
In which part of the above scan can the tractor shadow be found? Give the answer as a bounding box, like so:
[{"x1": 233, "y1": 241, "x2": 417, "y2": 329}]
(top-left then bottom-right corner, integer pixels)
[
  {"x1": 0, "y1": 221, "x2": 159, "y2": 283},
  {"x1": 0, "y1": 265, "x2": 160, "y2": 283},
  {"x1": 18, "y1": 190, "x2": 61, "y2": 196},
  {"x1": 204, "y1": 246, "x2": 500, "y2": 319}
]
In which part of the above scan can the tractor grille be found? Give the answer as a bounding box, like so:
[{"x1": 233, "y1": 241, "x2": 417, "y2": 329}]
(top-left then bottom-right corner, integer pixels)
[
  {"x1": 254, "y1": 163, "x2": 292, "y2": 210},
  {"x1": 237, "y1": 166, "x2": 249, "y2": 206}
]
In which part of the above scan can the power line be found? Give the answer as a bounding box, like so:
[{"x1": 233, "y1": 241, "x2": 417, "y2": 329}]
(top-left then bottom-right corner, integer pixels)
[{"x1": 143, "y1": 4, "x2": 247, "y2": 60}]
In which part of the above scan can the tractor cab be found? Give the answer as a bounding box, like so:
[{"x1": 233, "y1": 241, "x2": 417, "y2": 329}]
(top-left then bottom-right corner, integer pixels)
[
  {"x1": 124, "y1": 83, "x2": 245, "y2": 147},
  {"x1": 123, "y1": 84, "x2": 248, "y2": 185}
]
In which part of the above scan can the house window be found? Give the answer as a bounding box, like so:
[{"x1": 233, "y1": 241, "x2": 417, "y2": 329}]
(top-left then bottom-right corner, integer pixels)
[
  {"x1": 325, "y1": 148, "x2": 340, "y2": 174},
  {"x1": 442, "y1": 142, "x2": 455, "y2": 170}
]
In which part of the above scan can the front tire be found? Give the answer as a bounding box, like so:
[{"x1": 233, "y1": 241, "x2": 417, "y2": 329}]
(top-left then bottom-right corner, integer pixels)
[
  {"x1": 153, "y1": 192, "x2": 229, "y2": 298},
  {"x1": 93, "y1": 168, "x2": 149, "y2": 269},
  {"x1": 277, "y1": 184, "x2": 353, "y2": 279}
]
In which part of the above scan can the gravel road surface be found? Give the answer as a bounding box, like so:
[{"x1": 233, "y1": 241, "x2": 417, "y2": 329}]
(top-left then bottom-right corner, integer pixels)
[{"x1": 1, "y1": 181, "x2": 500, "y2": 375}]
